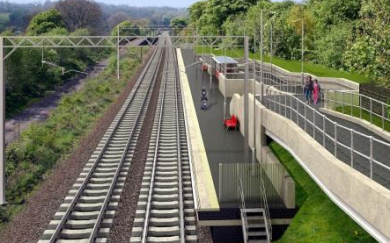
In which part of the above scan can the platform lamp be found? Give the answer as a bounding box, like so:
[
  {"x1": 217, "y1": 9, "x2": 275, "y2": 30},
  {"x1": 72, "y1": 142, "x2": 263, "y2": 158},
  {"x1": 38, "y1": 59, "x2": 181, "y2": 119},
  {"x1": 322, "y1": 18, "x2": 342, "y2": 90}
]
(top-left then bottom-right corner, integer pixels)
[
  {"x1": 253, "y1": 10, "x2": 278, "y2": 165},
  {"x1": 268, "y1": 11, "x2": 278, "y2": 76}
]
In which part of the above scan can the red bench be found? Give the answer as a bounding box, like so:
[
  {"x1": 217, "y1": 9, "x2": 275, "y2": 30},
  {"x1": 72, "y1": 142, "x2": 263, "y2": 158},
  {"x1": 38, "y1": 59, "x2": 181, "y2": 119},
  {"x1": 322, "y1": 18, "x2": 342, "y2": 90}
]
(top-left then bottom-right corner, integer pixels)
[{"x1": 224, "y1": 115, "x2": 238, "y2": 131}]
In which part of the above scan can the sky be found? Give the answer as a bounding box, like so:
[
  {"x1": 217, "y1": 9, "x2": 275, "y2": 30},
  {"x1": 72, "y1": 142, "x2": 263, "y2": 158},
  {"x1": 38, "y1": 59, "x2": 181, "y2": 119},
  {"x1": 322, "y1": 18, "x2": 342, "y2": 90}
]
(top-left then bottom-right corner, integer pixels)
[
  {"x1": 7, "y1": 0, "x2": 200, "y2": 8},
  {"x1": 7, "y1": 0, "x2": 289, "y2": 8}
]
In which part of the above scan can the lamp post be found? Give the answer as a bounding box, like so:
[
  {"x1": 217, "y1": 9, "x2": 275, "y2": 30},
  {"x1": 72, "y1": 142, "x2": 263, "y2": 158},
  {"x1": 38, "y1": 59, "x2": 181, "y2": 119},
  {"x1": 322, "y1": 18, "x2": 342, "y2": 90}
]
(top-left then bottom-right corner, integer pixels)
[
  {"x1": 269, "y1": 16, "x2": 277, "y2": 75},
  {"x1": 254, "y1": 10, "x2": 277, "y2": 165},
  {"x1": 292, "y1": 17, "x2": 304, "y2": 86},
  {"x1": 252, "y1": 10, "x2": 264, "y2": 165}
]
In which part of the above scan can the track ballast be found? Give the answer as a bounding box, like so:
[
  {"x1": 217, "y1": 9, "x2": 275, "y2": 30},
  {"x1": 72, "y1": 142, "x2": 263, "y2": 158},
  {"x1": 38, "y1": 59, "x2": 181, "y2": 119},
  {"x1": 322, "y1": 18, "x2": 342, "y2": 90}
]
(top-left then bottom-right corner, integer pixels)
[
  {"x1": 39, "y1": 40, "x2": 165, "y2": 243},
  {"x1": 130, "y1": 40, "x2": 197, "y2": 243}
]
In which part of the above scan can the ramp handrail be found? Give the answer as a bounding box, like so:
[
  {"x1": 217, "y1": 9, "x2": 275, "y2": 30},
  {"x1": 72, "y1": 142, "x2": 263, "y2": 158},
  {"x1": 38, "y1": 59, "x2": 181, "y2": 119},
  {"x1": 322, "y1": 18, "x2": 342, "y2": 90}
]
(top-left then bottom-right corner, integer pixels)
[
  {"x1": 263, "y1": 87, "x2": 390, "y2": 189},
  {"x1": 323, "y1": 89, "x2": 390, "y2": 132},
  {"x1": 260, "y1": 169, "x2": 272, "y2": 242}
]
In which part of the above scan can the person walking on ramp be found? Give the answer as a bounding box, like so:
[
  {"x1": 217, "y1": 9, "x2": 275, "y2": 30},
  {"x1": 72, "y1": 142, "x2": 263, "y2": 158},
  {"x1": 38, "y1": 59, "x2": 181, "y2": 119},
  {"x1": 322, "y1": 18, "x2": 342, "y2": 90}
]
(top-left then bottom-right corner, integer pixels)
[
  {"x1": 313, "y1": 79, "x2": 321, "y2": 105},
  {"x1": 304, "y1": 76, "x2": 314, "y2": 104}
]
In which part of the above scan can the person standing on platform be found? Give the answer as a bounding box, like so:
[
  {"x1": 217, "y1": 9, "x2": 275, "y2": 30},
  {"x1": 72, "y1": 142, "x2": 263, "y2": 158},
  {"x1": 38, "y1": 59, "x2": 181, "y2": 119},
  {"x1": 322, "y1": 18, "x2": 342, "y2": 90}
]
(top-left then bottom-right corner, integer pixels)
[{"x1": 201, "y1": 87, "x2": 208, "y2": 110}]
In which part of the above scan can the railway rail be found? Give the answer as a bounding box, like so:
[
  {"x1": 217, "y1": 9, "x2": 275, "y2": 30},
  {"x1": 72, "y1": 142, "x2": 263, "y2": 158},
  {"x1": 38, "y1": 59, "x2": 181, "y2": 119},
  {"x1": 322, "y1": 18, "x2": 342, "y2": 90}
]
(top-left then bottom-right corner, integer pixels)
[
  {"x1": 130, "y1": 43, "x2": 197, "y2": 242},
  {"x1": 38, "y1": 38, "x2": 165, "y2": 243}
]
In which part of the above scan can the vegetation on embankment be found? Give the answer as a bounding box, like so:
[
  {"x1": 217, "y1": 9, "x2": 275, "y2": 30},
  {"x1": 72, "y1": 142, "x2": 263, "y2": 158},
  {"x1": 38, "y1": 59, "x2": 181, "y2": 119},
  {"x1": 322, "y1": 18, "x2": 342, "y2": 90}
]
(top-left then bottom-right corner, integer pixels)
[
  {"x1": 188, "y1": 0, "x2": 390, "y2": 87},
  {"x1": 4, "y1": 7, "x2": 110, "y2": 117},
  {"x1": 0, "y1": 47, "x2": 149, "y2": 226},
  {"x1": 269, "y1": 142, "x2": 377, "y2": 243},
  {"x1": 198, "y1": 47, "x2": 369, "y2": 84}
]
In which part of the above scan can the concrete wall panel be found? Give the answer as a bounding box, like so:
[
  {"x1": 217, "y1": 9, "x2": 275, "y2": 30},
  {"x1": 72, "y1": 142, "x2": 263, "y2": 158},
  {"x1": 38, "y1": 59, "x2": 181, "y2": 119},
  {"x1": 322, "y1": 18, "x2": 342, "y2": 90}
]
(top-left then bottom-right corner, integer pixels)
[{"x1": 230, "y1": 92, "x2": 390, "y2": 241}]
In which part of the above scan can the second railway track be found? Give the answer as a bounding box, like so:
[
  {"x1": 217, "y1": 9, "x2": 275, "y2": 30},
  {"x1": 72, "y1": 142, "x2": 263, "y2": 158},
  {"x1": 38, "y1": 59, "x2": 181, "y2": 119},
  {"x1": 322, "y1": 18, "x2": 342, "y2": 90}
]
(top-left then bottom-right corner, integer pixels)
[{"x1": 130, "y1": 39, "x2": 197, "y2": 243}]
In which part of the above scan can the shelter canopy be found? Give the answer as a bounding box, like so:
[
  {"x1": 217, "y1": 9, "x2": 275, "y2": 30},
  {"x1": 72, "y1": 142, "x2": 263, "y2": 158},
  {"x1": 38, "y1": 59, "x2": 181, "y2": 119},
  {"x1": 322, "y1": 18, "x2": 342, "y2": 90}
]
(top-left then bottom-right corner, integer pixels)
[{"x1": 212, "y1": 56, "x2": 238, "y2": 65}]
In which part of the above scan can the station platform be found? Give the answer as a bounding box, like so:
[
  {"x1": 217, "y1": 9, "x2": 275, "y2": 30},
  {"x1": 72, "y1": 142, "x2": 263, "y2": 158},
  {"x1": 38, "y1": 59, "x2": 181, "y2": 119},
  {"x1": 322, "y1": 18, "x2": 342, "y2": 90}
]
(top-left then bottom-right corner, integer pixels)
[
  {"x1": 177, "y1": 49, "x2": 253, "y2": 209},
  {"x1": 177, "y1": 49, "x2": 297, "y2": 242}
]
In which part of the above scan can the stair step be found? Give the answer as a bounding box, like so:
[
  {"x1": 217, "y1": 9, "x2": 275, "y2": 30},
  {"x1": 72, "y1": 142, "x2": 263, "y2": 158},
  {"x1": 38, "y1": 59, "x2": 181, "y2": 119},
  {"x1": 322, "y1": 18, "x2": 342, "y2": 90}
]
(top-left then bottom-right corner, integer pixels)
[
  {"x1": 247, "y1": 231, "x2": 267, "y2": 237},
  {"x1": 248, "y1": 223, "x2": 266, "y2": 228}
]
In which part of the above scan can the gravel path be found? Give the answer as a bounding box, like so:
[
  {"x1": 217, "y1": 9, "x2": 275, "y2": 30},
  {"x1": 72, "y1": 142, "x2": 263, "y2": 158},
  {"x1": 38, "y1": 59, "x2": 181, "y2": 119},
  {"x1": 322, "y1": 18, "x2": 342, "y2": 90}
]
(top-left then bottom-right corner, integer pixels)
[
  {"x1": 5, "y1": 59, "x2": 109, "y2": 146},
  {"x1": 0, "y1": 49, "x2": 154, "y2": 243},
  {"x1": 107, "y1": 48, "x2": 165, "y2": 243}
]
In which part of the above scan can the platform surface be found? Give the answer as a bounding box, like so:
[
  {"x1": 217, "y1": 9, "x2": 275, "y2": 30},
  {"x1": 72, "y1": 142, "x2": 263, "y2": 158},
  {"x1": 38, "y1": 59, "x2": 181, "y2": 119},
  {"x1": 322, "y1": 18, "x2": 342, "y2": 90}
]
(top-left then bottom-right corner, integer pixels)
[
  {"x1": 177, "y1": 49, "x2": 219, "y2": 211},
  {"x1": 179, "y1": 49, "x2": 254, "y2": 206}
]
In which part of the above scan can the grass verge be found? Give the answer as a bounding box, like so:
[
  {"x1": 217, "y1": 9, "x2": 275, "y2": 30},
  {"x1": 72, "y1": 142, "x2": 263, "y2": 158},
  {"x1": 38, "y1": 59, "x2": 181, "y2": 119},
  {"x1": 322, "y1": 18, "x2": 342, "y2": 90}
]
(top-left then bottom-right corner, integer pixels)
[
  {"x1": 269, "y1": 141, "x2": 377, "y2": 243},
  {"x1": 0, "y1": 47, "x2": 149, "y2": 226},
  {"x1": 196, "y1": 47, "x2": 370, "y2": 84},
  {"x1": 335, "y1": 106, "x2": 390, "y2": 132}
]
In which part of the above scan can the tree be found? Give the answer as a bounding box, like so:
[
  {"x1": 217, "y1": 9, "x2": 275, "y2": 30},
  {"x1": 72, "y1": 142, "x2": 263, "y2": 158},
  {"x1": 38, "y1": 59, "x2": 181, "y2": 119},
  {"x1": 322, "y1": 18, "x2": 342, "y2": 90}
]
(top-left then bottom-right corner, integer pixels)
[
  {"x1": 56, "y1": 0, "x2": 103, "y2": 32},
  {"x1": 344, "y1": 0, "x2": 390, "y2": 86},
  {"x1": 189, "y1": 1, "x2": 207, "y2": 24},
  {"x1": 170, "y1": 18, "x2": 188, "y2": 28},
  {"x1": 107, "y1": 12, "x2": 129, "y2": 30},
  {"x1": 111, "y1": 21, "x2": 140, "y2": 36},
  {"x1": 26, "y1": 9, "x2": 65, "y2": 35}
]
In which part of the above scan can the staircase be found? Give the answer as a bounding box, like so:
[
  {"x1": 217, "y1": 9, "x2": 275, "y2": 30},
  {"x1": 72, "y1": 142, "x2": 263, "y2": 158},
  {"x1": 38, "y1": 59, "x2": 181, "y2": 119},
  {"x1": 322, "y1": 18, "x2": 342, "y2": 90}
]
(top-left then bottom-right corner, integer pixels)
[
  {"x1": 239, "y1": 177, "x2": 272, "y2": 243},
  {"x1": 241, "y1": 208, "x2": 270, "y2": 243}
]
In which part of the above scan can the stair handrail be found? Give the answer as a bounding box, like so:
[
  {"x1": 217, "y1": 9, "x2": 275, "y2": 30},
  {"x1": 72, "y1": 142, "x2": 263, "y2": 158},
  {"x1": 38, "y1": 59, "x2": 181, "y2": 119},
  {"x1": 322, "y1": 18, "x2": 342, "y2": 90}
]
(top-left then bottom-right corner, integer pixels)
[
  {"x1": 239, "y1": 177, "x2": 249, "y2": 243},
  {"x1": 260, "y1": 170, "x2": 272, "y2": 242}
]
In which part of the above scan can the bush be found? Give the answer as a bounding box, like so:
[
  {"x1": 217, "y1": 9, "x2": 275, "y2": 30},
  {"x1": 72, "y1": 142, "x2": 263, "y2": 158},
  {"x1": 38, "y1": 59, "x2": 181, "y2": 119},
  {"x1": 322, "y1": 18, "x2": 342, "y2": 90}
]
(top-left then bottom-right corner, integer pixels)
[{"x1": 1, "y1": 47, "x2": 148, "y2": 225}]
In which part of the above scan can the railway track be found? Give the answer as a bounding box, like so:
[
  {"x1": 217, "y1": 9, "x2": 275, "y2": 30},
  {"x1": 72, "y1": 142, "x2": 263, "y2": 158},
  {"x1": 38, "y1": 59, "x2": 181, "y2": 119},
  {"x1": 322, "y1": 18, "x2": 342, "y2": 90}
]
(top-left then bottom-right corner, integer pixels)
[
  {"x1": 130, "y1": 42, "x2": 197, "y2": 242},
  {"x1": 38, "y1": 39, "x2": 165, "y2": 243}
]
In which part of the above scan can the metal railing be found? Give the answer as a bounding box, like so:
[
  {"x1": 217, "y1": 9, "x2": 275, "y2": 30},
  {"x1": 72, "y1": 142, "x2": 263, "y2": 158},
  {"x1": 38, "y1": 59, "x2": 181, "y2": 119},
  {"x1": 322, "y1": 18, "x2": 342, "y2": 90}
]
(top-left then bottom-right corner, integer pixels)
[
  {"x1": 324, "y1": 90, "x2": 390, "y2": 132},
  {"x1": 263, "y1": 87, "x2": 390, "y2": 189},
  {"x1": 260, "y1": 172, "x2": 272, "y2": 242},
  {"x1": 218, "y1": 163, "x2": 285, "y2": 205},
  {"x1": 239, "y1": 177, "x2": 249, "y2": 243}
]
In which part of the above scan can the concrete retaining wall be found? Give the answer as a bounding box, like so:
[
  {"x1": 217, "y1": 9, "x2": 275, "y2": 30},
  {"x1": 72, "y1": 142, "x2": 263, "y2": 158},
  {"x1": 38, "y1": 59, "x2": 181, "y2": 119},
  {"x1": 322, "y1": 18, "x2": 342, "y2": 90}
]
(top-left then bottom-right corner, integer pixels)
[
  {"x1": 230, "y1": 93, "x2": 390, "y2": 242},
  {"x1": 253, "y1": 61, "x2": 360, "y2": 91}
]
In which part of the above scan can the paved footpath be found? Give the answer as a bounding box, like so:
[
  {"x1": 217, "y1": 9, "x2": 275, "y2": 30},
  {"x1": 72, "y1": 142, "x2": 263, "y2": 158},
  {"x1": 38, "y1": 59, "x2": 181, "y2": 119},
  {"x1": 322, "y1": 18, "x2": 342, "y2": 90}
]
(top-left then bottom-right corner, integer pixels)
[{"x1": 263, "y1": 92, "x2": 390, "y2": 189}]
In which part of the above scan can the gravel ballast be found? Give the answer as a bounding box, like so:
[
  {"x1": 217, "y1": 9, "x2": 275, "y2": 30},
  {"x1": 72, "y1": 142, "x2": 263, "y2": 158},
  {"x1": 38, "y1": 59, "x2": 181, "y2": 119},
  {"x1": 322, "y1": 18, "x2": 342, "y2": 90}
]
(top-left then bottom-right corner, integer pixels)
[{"x1": 0, "y1": 49, "x2": 154, "y2": 243}]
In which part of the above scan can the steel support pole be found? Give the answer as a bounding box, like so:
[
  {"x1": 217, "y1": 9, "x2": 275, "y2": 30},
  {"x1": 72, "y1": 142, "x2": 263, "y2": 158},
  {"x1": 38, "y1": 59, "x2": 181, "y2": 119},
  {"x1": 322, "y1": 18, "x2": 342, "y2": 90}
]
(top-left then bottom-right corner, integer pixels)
[
  {"x1": 301, "y1": 18, "x2": 304, "y2": 87},
  {"x1": 252, "y1": 61, "x2": 256, "y2": 164},
  {"x1": 223, "y1": 49, "x2": 227, "y2": 119},
  {"x1": 270, "y1": 23, "x2": 273, "y2": 75},
  {"x1": 0, "y1": 37, "x2": 5, "y2": 205},
  {"x1": 117, "y1": 26, "x2": 120, "y2": 80},
  {"x1": 244, "y1": 36, "x2": 249, "y2": 164},
  {"x1": 209, "y1": 45, "x2": 212, "y2": 99}
]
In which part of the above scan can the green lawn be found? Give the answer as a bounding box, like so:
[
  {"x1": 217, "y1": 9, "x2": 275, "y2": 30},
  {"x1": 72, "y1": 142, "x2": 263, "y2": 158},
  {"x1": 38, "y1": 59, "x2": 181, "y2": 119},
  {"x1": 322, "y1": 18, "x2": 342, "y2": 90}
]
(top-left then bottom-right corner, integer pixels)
[
  {"x1": 269, "y1": 142, "x2": 377, "y2": 243},
  {"x1": 335, "y1": 106, "x2": 390, "y2": 132},
  {"x1": 196, "y1": 47, "x2": 370, "y2": 84}
]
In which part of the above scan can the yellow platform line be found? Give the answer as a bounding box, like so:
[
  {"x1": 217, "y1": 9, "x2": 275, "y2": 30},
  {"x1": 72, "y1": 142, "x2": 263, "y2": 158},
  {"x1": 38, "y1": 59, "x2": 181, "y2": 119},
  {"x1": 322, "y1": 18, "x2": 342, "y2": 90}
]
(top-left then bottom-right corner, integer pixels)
[{"x1": 176, "y1": 49, "x2": 219, "y2": 211}]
